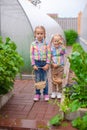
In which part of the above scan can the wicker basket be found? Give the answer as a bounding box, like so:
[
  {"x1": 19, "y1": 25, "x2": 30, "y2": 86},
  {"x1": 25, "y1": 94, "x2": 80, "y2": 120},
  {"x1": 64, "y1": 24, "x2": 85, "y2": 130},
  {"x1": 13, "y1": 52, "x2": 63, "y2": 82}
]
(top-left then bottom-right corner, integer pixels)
[
  {"x1": 52, "y1": 75, "x2": 62, "y2": 92},
  {"x1": 52, "y1": 75, "x2": 62, "y2": 84},
  {"x1": 32, "y1": 69, "x2": 46, "y2": 90},
  {"x1": 34, "y1": 81, "x2": 46, "y2": 90}
]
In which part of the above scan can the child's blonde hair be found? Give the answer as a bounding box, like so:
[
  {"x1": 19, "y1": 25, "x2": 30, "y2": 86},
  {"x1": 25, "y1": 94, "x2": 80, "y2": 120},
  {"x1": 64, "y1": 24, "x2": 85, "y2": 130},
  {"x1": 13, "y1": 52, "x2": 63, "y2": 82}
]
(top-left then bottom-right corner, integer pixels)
[
  {"x1": 51, "y1": 34, "x2": 64, "y2": 45},
  {"x1": 34, "y1": 26, "x2": 46, "y2": 39}
]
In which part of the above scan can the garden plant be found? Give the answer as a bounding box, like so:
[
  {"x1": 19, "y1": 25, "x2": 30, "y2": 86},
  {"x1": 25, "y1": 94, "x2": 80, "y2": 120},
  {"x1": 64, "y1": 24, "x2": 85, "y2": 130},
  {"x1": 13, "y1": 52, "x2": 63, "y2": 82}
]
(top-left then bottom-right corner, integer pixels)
[
  {"x1": 64, "y1": 29, "x2": 78, "y2": 46},
  {"x1": 62, "y1": 43, "x2": 87, "y2": 129},
  {"x1": 0, "y1": 36, "x2": 24, "y2": 95}
]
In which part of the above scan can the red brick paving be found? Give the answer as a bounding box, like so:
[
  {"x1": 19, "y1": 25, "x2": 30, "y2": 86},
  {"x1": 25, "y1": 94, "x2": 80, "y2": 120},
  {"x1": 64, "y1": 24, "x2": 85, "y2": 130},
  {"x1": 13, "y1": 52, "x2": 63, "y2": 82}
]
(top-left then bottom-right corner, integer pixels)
[
  {"x1": 0, "y1": 80, "x2": 77, "y2": 130},
  {"x1": 0, "y1": 79, "x2": 59, "y2": 120},
  {"x1": 0, "y1": 46, "x2": 77, "y2": 129}
]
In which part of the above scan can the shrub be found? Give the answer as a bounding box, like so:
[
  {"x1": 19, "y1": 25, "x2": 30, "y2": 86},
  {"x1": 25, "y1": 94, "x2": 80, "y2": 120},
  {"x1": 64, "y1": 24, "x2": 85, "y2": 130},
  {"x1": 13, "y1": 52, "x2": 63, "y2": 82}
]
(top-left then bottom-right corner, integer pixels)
[
  {"x1": 64, "y1": 29, "x2": 78, "y2": 46},
  {"x1": 0, "y1": 36, "x2": 24, "y2": 94}
]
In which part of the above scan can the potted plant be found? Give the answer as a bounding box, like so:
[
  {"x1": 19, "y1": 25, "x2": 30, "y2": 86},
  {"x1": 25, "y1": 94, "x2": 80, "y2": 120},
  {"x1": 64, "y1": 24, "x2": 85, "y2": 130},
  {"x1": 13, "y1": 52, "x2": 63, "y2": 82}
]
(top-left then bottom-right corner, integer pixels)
[{"x1": 0, "y1": 36, "x2": 24, "y2": 108}]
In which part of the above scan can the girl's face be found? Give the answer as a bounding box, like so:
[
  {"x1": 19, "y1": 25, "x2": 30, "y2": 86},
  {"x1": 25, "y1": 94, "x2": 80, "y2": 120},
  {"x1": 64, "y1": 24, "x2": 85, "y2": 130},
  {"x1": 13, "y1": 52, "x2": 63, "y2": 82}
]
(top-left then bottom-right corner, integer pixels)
[
  {"x1": 52, "y1": 36, "x2": 61, "y2": 48},
  {"x1": 35, "y1": 28, "x2": 45, "y2": 42}
]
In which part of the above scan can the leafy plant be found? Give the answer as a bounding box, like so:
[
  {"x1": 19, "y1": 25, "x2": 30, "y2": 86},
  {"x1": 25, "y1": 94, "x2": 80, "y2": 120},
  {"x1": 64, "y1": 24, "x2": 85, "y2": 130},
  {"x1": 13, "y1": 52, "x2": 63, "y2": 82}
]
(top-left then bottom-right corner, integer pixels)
[
  {"x1": 64, "y1": 30, "x2": 78, "y2": 46},
  {"x1": 0, "y1": 36, "x2": 24, "y2": 94},
  {"x1": 72, "y1": 112, "x2": 87, "y2": 130},
  {"x1": 62, "y1": 43, "x2": 87, "y2": 129},
  {"x1": 60, "y1": 96, "x2": 70, "y2": 113},
  {"x1": 49, "y1": 114, "x2": 63, "y2": 126},
  {"x1": 66, "y1": 43, "x2": 87, "y2": 108},
  {"x1": 62, "y1": 43, "x2": 87, "y2": 111}
]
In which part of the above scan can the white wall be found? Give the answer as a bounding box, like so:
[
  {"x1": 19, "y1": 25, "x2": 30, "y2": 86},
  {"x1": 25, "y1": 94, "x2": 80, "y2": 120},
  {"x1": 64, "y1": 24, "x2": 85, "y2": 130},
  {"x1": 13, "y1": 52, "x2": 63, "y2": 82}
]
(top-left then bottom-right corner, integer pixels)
[{"x1": 80, "y1": 4, "x2": 87, "y2": 41}]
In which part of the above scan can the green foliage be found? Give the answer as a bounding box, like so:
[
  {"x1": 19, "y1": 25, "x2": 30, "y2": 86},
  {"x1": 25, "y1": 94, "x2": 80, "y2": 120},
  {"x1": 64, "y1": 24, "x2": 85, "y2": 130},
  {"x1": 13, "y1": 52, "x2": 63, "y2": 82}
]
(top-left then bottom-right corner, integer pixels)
[
  {"x1": 66, "y1": 43, "x2": 87, "y2": 108},
  {"x1": 60, "y1": 96, "x2": 70, "y2": 113},
  {"x1": 49, "y1": 114, "x2": 63, "y2": 126},
  {"x1": 69, "y1": 99, "x2": 81, "y2": 112},
  {"x1": 72, "y1": 112, "x2": 87, "y2": 130},
  {"x1": 0, "y1": 36, "x2": 24, "y2": 94},
  {"x1": 48, "y1": 99, "x2": 64, "y2": 126},
  {"x1": 62, "y1": 43, "x2": 87, "y2": 129},
  {"x1": 64, "y1": 29, "x2": 78, "y2": 46}
]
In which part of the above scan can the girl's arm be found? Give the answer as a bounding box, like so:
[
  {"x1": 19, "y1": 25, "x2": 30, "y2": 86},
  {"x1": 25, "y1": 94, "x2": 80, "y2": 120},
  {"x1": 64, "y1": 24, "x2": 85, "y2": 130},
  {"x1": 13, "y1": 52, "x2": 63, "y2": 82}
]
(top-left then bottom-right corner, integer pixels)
[
  {"x1": 42, "y1": 44, "x2": 51, "y2": 71},
  {"x1": 30, "y1": 43, "x2": 35, "y2": 66},
  {"x1": 60, "y1": 45, "x2": 66, "y2": 55},
  {"x1": 46, "y1": 44, "x2": 51, "y2": 64},
  {"x1": 51, "y1": 48, "x2": 58, "y2": 68},
  {"x1": 30, "y1": 44, "x2": 38, "y2": 70}
]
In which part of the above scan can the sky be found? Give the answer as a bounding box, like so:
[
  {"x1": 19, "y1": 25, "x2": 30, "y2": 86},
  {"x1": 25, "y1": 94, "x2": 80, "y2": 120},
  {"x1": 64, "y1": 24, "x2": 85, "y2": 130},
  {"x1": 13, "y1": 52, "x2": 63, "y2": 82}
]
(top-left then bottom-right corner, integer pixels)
[{"x1": 38, "y1": 0, "x2": 87, "y2": 17}]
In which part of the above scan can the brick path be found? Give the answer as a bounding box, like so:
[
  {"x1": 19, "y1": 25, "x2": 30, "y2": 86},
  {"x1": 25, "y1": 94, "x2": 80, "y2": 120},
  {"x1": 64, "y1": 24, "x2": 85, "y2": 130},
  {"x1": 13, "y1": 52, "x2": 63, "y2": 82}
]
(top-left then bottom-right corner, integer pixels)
[
  {"x1": 0, "y1": 79, "x2": 59, "y2": 120},
  {"x1": 0, "y1": 46, "x2": 77, "y2": 130}
]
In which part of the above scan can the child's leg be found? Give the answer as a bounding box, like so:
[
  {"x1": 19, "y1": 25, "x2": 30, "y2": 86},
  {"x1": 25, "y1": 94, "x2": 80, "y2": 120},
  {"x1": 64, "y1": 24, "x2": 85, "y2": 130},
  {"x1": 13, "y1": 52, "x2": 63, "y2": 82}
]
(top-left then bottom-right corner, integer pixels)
[
  {"x1": 41, "y1": 69, "x2": 49, "y2": 101},
  {"x1": 56, "y1": 84, "x2": 62, "y2": 99},
  {"x1": 52, "y1": 84, "x2": 56, "y2": 92},
  {"x1": 43, "y1": 80, "x2": 49, "y2": 101},
  {"x1": 33, "y1": 60, "x2": 42, "y2": 101},
  {"x1": 51, "y1": 83, "x2": 57, "y2": 98},
  {"x1": 51, "y1": 67, "x2": 58, "y2": 98},
  {"x1": 42, "y1": 70, "x2": 48, "y2": 95},
  {"x1": 35, "y1": 69, "x2": 41, "y2": 95},
  {"x1": 56, "y1": 66, "x2": 64, "y2": 99}
]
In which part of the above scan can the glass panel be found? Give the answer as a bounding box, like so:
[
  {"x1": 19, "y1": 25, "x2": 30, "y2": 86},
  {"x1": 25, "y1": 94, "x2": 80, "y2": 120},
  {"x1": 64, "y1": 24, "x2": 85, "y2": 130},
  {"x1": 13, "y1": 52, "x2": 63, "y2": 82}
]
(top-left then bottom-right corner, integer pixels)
[{"x1": 1, "y1": 0, "x2": 33, "y2": 73}]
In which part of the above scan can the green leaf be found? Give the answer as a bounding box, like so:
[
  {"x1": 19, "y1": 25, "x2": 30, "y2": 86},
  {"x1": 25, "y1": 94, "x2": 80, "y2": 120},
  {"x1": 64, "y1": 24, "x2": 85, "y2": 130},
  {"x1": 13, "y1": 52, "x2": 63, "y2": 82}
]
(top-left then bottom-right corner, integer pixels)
[
  {"x1": 49, "y1": 114, "x2": 62, "y2": 126},
  {"x1": 5, "y1": 37, "x2": 10, "y2": 44},
  {"x1": 69, "y1": 100, "x2": 81, "y2": 112}
]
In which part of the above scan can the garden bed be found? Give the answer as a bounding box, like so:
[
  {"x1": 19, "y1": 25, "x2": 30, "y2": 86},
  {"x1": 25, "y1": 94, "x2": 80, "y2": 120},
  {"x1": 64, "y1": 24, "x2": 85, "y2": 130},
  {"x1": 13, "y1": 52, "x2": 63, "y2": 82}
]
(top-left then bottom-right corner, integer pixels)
[
  {"x1": 0, "y1": 90, "x2": 13, "y2": 109},
  {"x1": 61, "y1": 68, "x2": 87, "y2": 121}
]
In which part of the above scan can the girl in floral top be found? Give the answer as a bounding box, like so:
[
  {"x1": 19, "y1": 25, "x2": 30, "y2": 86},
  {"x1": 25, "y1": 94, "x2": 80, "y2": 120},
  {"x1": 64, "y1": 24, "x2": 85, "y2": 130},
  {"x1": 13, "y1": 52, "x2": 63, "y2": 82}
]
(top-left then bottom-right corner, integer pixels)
[
  {"x1": 51, "y1": 34, "x2": 66, "y2": 99},
  {"x1": 30, "y1": 26, "x2": 51, "y2": 101}
]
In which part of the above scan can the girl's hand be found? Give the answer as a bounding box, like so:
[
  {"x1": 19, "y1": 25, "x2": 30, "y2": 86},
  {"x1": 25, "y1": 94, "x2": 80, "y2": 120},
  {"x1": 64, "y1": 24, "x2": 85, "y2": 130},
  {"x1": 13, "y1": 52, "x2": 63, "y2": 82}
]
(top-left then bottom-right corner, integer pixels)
[
  {"x1": 33, "y1": 65, "x2": 38, "y2": 70},
  {"x1": 52, "y1": 63, "x2": 58, "y2": 68},
  {"x1": 42, "y1": 64, "x2": 49, "y2": 71}
]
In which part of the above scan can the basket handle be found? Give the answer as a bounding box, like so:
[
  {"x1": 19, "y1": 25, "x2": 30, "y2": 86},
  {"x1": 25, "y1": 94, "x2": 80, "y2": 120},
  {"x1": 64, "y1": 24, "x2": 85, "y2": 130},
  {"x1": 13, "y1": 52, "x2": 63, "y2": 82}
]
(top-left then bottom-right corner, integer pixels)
[{"x1": 32, "y1": 69, "x2": 35, "y2": 84}]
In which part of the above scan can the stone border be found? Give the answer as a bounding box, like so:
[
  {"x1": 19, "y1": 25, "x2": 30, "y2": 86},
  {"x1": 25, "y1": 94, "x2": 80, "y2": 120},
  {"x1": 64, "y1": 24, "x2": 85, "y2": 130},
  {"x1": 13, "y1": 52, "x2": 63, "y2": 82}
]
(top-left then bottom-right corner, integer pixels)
[
  {"x1": 64, "y1": 108, "x2": 87, "y2": 121},
  {"x1": 0, "y1": 90, "x2": 14, "y2": 109}
]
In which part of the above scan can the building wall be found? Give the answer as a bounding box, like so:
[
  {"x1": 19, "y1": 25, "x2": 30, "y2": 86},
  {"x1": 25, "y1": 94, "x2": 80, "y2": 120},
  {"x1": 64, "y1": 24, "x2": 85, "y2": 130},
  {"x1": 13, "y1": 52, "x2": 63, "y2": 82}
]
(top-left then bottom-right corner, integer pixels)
[
  {"x1": 77, "y1": 12, "x2": 82, "y2": 35},
  {"x1": 80, "y1": 4, "x2": 87, "y2": 41},
  {"x1": 48, "y1": 13, "x2": 84, "y2": 35},
  {"x1": 57, "y1": 17, "x2": 78, "y2": 32},
  {"x1": 79, "y1": 4, "x2": 87, "y2": 52},
  {"x1": 47, "y1": 13, "x2": 58, "y2": 22}
]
